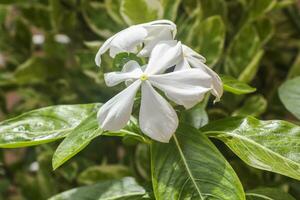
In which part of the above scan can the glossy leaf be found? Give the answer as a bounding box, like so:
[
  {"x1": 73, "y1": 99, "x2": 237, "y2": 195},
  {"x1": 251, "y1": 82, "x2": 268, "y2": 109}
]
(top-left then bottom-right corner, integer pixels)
[
  {"x1": 225, "y1": 24, "x2": 261, "y2": 78},
  {"x1": 120, "y1": 0, "x2": 163, "y2": 25},
  {"x1": 52, "y1": 112, "x2": 102, "y2": 170},
  {"x1": 233, "y1": 95, "x2": 267, "y2": 117},
  {"x1": 151, "y1": 124, "x2": 245, "y2": 200},
  {"x1": 0, "y1": 103, "x2": 100, "y2": 148},
  {"x1": 78, "y1": 165, "x2": 131, "y2": 185},
  {"x1": 246, "y1": 187, "x2": 296, "y2": 200},
  {"x1": 278, "y1": 76, "x2": 300, "y2": 120},
  {"x1": 222, "y1": 75, "x2": 256, "y2": 95},
  {"x1": 49, "y1": 177, "x2": 148, "y2": 200},
  {"x1": 53, "y1": 111, "x2": 145, "y2": 169},
  {"x1": 201, "y1": 117, "x2": 300, "y2": 180}
]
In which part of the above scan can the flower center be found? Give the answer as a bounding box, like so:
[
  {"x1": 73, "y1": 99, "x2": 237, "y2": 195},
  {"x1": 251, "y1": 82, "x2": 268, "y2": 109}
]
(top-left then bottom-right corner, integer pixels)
[{"x1": 140, "y1": 74, "x2": 148, "y2": 81}]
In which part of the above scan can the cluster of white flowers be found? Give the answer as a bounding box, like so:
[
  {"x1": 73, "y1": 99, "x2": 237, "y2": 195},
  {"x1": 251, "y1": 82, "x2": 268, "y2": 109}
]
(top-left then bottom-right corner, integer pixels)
[{"x1": 95, "y1": 20, "x2": 223, "y2": 143}]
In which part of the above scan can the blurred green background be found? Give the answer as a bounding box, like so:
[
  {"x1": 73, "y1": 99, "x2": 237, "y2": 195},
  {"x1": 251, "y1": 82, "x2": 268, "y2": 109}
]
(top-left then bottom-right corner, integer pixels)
[{"x1": 0, "y1": 0, "x2": 300, "y2": 199}]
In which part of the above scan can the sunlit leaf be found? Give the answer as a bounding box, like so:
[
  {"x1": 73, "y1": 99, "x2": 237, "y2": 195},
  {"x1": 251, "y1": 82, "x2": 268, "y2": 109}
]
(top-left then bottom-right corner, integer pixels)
[
  {"x1": 120, "y1": 0, "x2": 163, "y2": 25},
  {"x1": 49, "y1": 177, "x2": 148, "y2": 200},
  {"x1": 201, "y1": 116, "x2": 300, "y2": 180},
  {"x1": 152, "y1": 124, "x2": 245, "y2": 199},
  {"x1": 221, "y1": 75, "x2": 256, "y2": 95},
  {"x1": 278, "y1": 76, "x2": 300, "y2": 120},
  {"x1": 0, "y1": 104, "x2": 100, "y2": 148},
  {"x1": 246, "y1": 187, "x2": 296, "y2": 200}
]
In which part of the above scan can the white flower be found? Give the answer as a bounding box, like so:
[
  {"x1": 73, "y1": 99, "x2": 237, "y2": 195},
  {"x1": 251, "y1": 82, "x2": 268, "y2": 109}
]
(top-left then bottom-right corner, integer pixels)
[
  {"x1": 98, "y1": 41, "x2": 213, "y2": 143},
  {"x1": 175, "y1": 44, "x2": 223, "y2": 102},
  {"x1": 95, "y1": 20, "x2": 176, "y2": 67}
]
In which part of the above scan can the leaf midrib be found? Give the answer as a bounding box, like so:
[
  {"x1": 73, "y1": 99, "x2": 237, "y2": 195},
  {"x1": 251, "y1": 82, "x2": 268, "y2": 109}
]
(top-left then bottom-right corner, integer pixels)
[
  {"x1": 173, "y1": 134, "x2": 204, "y2": 200},
  {"x1": 204, "y1": 130, "x2": 300, "y2": 172}
]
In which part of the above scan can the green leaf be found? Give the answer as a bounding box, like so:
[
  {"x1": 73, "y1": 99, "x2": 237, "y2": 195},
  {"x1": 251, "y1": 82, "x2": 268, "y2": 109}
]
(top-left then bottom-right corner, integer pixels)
[
  {"x1": 52, "y1": 112, "x2": 102, "y2": 170},
  {"x1": 49, "y1": 177, "x2": 147, "y2": 200},
  {"x1": 247, "y1": 0, "x2": 277, "y2": 21},
  {"x1": 255, "y1": 18, "x2": 275, "y2": 45},
  {"x1": 120, "y1": 0, "x2": 163, "y2": 25},
  {"x1": 233, "y1": 95, "x2": 267, "y2": 117},
  {"x1": 21, "y1": 4, "x2": 51, "y2": 30},
  {"x1": 161, "y1": 0, "x2": 181, "y2": 21},
  {"x1": 221, "y1": 75, "x2": 257, "y2": 95},
  {"x1": 278, "y1": 76, "x2": 300, "y2": 120},
  {"x1": 82, "y1": 2, "x2": 122, "y2": 38},
  {"x1": 180, "y1": 97, "x2": 209, "y2": 129},
  {"x1": 0, "y1": 72, "x2": 15, "y2": 87},
  {"x1": 201, "y1": 116, "x2": 300, "y2": 180},
  {"x1": 238, "y1": 50, "x2": 264, "y2": 83},
  {"x1": 105, "y1": 0, "x2": 125, "y2": 25},
  {"x1": 14, "y1": 56, "x2": 62, "y2": 85},
  {"x1": 113, "y1": 52, "x2": 143, "y2": 70},
  {"x1": 78, "y1": 165, "x2": 131, "y2": 185},
  {"x1": 49, "y1": 0, "x2": 77, "y2": 33},
  {"x1": 287, "y1": 53, "x2": 300, "y2": 79},
  {"x1": 191, "y1": 15, "x2": 225, "y2": 66},
  {"x1": 199, "y1": 0, "x2": 227, "y2": 20},
  {"x1": 246, "y1": 187, "x2": 296, "y2": 200},
  {"x1": 225, "y1": 24, "x2": 261, "y2": 78},
  {"x1": 0, "y1": 103, "x2": 100, "y2": 148},
  {"x1": 53, "y1": 109, "x2": 146, "y2": 169},
  {"x1": 151, "y1": 124, "x2": 245, "y2": 200}
]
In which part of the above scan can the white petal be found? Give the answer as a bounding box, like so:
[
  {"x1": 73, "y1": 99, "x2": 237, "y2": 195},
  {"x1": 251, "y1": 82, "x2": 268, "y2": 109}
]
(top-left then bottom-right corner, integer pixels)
[
  {"x1": 139, "y1": 81, "x2": 178, "y2": 143},
  {"x1": 98, "y1": 80, "x2": 141, "y2": 131},
  {"x1": 145, "y1": 41, "x2": 183, "y2": 75},
  {"x1": 174, "y1": 58, "x2": 190, "y2": 71},
  {"x1": 104, "y1": 61, "x2": 142, "y2": 87},
  {"x1": 95, "y1": 26, "x2": 148, "y2": 67},
  {"x1": 182, "y1": 44, "x2": 206, "y2": 63},
  {"x1": 109, "y1": 26, "x2": 148, "y2": 57},
  {"x1": 187, "y1": 56, "x2": 223, "y2": 102},
  {"x1": 143, "y1": 20, "x2": 177, "y2": 38},
  {"x1": 149, "y1": 68, "x2": 212, "y2": 109},
  {"x1": 95, "y1": 35, "x2": 115, "y2": 67},
  {"x1": 138, "y1": 28, "x2": 173, "y2": 57}
]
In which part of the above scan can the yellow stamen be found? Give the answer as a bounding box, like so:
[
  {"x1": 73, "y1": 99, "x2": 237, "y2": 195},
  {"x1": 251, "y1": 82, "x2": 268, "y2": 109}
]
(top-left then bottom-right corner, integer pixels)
[{"x1": 140, "y1": 74, "x2": 148, "y2": 81}]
